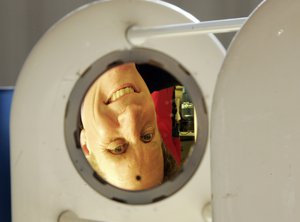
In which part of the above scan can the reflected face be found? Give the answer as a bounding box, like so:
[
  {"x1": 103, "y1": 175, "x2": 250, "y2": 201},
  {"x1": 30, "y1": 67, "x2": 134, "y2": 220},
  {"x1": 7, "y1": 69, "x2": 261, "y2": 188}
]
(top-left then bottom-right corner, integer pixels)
[{"x1": 80, "y1": 63, "x2": 164, "y2": 190}]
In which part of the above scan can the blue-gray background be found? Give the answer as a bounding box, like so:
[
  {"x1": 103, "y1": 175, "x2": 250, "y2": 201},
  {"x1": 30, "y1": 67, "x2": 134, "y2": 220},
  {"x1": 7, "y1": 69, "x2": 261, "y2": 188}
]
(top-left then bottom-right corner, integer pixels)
[{"x1": 0, "y1": 0, "x2": 262, "y2": 221}]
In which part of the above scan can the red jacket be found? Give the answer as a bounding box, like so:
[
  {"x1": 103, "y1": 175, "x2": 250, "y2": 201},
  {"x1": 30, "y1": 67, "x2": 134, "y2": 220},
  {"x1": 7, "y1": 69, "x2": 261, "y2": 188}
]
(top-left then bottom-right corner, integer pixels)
[{"x1": 151, "y1": 87, "x2": 181, "y2": 165}]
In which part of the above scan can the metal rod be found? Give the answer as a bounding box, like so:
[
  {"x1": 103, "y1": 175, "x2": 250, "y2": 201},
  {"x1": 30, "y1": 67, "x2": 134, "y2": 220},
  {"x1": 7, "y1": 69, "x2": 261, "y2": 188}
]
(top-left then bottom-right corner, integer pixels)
[
  {"x1": 127, "y1": 17, "x2": 247, "y2": 45},
  {"x1": 58, "y1": 211, "x2": 101, "y2": 222}
]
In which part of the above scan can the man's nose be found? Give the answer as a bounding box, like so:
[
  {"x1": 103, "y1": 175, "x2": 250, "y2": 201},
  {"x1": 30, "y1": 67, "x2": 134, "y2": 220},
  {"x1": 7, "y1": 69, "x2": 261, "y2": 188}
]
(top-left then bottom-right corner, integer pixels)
[{"x1": 117, "y1": 105, "x2": 142, "y2": 142}]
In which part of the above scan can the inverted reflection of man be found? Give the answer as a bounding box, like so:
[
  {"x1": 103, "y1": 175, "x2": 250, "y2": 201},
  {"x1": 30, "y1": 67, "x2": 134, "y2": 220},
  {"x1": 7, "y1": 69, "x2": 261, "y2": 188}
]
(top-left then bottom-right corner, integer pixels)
[{"x1": 80, "y1": 63, "x2": 178, "y2": 191}]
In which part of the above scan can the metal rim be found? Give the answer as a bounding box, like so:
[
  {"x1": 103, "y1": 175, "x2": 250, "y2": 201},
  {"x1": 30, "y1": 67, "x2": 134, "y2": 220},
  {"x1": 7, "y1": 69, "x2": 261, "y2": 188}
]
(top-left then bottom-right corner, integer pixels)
[{"x1": 64, "y1": 47, "x2": 208, "y2": 205}]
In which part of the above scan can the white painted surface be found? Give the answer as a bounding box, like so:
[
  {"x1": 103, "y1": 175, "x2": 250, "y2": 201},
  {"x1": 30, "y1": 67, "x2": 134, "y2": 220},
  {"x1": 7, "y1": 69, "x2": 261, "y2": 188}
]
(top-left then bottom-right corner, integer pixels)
[
  {"x1": 10, "y1": 1, "x2": 224, "y2": 221},
  {"x1": 212, "y1": 0, "x2": 300, "y2": 221}
]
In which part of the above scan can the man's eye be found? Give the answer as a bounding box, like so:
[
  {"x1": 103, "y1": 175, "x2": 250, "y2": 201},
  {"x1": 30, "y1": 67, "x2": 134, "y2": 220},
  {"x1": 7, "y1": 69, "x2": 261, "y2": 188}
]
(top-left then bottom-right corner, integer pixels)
[
  {"x1": 141, "y1": 133, "x2": 153, "y2": 143},
  {"x1": 109, "y1": 144, "x2": 128, "y2": 155}
]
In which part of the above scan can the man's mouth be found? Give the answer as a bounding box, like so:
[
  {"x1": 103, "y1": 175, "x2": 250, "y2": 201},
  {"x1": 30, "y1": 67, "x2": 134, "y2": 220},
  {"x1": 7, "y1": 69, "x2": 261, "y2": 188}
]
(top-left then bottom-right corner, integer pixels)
[{"x1": 106, "y1": 85, "x2": 137, "y2": 104}]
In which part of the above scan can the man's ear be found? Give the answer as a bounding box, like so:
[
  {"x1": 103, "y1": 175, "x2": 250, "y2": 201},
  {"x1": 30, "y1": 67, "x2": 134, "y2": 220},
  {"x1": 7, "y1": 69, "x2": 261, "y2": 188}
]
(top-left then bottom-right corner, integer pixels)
[{"x1": 80, "y1": 129, "x2": 90, "y2": 156}]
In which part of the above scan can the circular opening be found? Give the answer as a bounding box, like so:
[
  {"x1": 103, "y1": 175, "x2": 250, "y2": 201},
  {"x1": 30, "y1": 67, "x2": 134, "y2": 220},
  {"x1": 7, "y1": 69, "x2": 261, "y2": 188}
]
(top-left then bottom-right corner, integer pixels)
[{"x1": 65, "y1": 48, "x2": 208, "y2": 204}]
